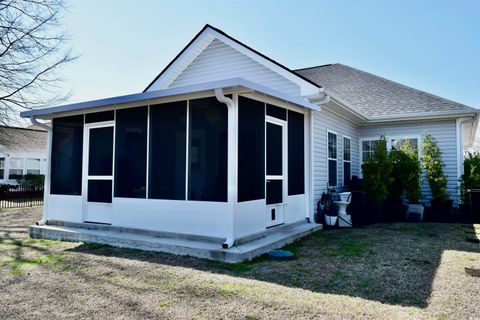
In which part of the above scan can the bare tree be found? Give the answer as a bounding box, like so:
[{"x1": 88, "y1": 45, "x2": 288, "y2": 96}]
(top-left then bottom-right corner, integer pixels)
[{"x1": 0, "y1": 0, "x2": 75, "y2": 129}]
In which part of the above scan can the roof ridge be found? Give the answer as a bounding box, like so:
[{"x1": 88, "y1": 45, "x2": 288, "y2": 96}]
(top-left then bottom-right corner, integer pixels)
[
  {"x1": 293, "y1": 64, "x2": 336, "y2": 72},
  {"x1": 143, "y1": 24, "x2": 322, "y2": 92},
  {"x1": 333, "y1": 64, "x2": 476, "y2": 110}
]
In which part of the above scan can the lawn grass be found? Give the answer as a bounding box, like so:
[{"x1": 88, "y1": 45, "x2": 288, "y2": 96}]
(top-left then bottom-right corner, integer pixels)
[{"x1": 0, "y1": 207, "x2": 479, "y2": 319}]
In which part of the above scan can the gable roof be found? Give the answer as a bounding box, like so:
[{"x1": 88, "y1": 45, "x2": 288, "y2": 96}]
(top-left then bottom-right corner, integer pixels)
[
  {"x1": 295, "y1": 63, "x2": 478, "y2": 119},
  {"x1": 144, "y1": 24, "x2": 321, "y2": 96}
]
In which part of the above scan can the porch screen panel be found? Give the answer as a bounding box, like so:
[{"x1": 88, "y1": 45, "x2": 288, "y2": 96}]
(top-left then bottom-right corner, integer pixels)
[
  {"x1": 266, "y1": 104, "x2": 287, "y2": 120},
  {"x1": 115, "y1": 106, "x2": 148, "y2": 198},
  {"x1": 51, "y1": 115, "x2": 84, "y2": 195},
  {"x1": 188, "y1": 97, "x2": 228, "y2": 202},
  {"x1": 149, "y1": 101, "x2": 187, "y2": 200},
  {"x1": 238, "y1": 96, "x2": 265, "y2": 202},
  {"x1": 287, "y1": 110, "x2": 305, "y2": 195},
  {"x1": 85, "y1": 110, "x2": 114, "y2": 123}
]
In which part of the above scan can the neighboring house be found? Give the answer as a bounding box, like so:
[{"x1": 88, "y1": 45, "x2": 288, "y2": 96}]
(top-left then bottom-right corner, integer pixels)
[
  {"x1": 0, "y1": 125, "x2": 47, "y2": 185},
  {"x1": 21, "y1": 25, "x2": 478, "y2": 258}
]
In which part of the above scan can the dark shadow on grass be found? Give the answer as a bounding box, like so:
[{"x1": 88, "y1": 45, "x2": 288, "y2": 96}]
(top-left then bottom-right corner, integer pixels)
[{"x1": 66, "y1": 222, "x2": 480, "y2": 309}]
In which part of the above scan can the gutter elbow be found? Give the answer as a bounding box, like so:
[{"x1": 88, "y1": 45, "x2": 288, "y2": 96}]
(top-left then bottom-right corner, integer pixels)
[
  {"x1": 311, "y1": 94, "x2": 330, "y2": 106},
  {"x1": 222, "y1": 237, "x2": 235, "y2": 249},
  {"x1": 30, "y1": 116, "x2": 52, "y2": 132},
  {"x1": 215, "y1": 88, "x2": 234, "y2": 108}
]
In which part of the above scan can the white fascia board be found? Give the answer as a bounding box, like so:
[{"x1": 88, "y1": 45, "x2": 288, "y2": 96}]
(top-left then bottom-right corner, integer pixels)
[{"x1": 20, "y1": 78, "x2": 320, "y2": 119}]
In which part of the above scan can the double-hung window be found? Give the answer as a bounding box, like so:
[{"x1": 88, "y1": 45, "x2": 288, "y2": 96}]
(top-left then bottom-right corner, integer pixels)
[
  {"x1": 361, "y1": 140, "x2": 380, "y2": 163},
  {"x1": 0, "y1": 157, "x2": 4, "y2": 179},
  {"x1": 327, "y1": 131, "x2": 337, "y2": 186},
  {"x1": 26, "y1": 158, "x2": 41, "y2": 175},
  {"x1": 343, "y1": 137, "x2": 351, "y2": 185},
  {"x1": 9, "y1": 157, "x2": 23, "y2": 179}
]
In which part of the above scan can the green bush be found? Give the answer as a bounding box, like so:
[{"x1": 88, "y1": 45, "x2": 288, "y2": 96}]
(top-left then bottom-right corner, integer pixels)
[
  {"x1": 389, "y1": 141, "x2": 422, "y2": 203},
  {"x1": 421, "y1": 132, "x2": 449, "y2": 201},
  {"x1": 459, "y1": 151, "x2": 480, "y2": 203},
  {"x1": 16, "y1": 174, "x2": 45, "y2": 191},
  {"x1": 362, "y1": 135, "x2": 393, "y2": 203}
]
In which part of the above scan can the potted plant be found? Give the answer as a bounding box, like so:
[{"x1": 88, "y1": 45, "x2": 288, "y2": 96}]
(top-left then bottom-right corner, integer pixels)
[
  {"x1": 421, "y1": 132, "x2": 451, "y2": 221},
  {"x1": 385, "y1": 142, "x2": 412, "y2": 222},
  {"x1": 362, "y1": 135, "x2": 393, "y2": 223},
  {"x1": 459, "y1": 151, "x2": 480, "y2": 222},
  {"x1": 401, "y1": 141, "x2": 424, "y2": 221}
]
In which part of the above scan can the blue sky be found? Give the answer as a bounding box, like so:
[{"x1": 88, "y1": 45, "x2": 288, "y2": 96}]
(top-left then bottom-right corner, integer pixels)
[{"x1": 63, "y1": 0, "x2": 480, "y2": 108}]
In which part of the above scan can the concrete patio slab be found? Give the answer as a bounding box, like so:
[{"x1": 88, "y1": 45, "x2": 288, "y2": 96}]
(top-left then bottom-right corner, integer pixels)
[{"x1": 29, "y1": 221, "x2": 322, "y2": 263}]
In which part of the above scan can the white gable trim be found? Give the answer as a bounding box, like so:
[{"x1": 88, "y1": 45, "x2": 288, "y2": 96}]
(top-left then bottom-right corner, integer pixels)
[{"x1": 145, "y1": 25, "x2": 321, "y2": 96}]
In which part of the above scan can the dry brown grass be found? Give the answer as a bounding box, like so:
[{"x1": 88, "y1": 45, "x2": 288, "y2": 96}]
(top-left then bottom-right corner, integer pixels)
[{"x1": 0, "y1": 207, "x2": 479, "y2": 320}]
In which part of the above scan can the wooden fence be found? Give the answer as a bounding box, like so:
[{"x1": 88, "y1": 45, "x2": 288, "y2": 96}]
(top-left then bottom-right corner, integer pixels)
[{"x1": 0, "y1": 184, "x2": 44, "y2": 209}]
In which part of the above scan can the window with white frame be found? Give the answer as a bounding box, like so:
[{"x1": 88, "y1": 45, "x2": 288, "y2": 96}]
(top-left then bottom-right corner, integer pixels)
[
  {"x1": 327, "y1": 131, "x2": 337, "y2": 186},
  {"x1": 26, "y1": 158, "x2": 41, "y2": 175},
  {"x1": 343, "y1": 137, "x2": 351, "y2": 185},
  {"x1": 0, "y1": 157, "x2": 4, "y2": 179},
  {"x1": 361, "y1": 140, "x2": 380, "y2": 163},
  {"x1": 8, "y1": 157, "x2": 23, "y2": 179}
]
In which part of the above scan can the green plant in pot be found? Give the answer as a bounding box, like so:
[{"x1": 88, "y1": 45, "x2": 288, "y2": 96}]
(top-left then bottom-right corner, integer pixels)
[
  {"x1": 386, "y1": 140, "x2": 422, "y2": 221},
  {"x1": 421, "y1": 132, "x2": 451, "y2": 221},
  {"x1": 459, "y1": 151, "x2": 480, "y2": 221},
  {"x1": 400, "y1": 141, "x2": 424, "y2": 221},
  {"x1": 386, "y1": 145, "x2": 409, "y2": 222},
  {"x1": 362, "y1": 135, "x2": 393, "y2": 223}
]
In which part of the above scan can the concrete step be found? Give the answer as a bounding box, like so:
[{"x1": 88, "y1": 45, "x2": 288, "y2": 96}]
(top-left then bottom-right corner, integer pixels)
[{"x1": 29, "y1": 222, "x2": 322, "y2": 263}]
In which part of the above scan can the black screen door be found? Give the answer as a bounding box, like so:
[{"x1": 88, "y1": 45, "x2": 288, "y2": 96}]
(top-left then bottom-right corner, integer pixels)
[
  {"x1": 84, "y1": 123, "x2": 114, "y2": 224},
  {"x1": 266, "y1": 122, "x2": 283, "y2": 205}
]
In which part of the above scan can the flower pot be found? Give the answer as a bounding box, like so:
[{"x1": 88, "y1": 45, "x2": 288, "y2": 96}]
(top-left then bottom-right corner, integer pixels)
[
  {"x1": 367, "y1": 203, "x2": 384, "y2": 224},
  {"x1": 384, "y1": 199, "x2": 408, "y2": 222},
  {"x1": 348, "y1": 191, "x2": 367, "y2": 227},
  {"x1": 430, "y1": 199, "x2": 453, "y2": 222},
  {"x1": 324, "y1": 215, "x2": 338, "y2": 226},
  {"x1": 406, "y1": 203, "x2": 424, "y2": 222}
]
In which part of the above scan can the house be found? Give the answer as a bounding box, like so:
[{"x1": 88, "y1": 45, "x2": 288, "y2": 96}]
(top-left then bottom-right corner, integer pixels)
[
  {"x1": 0, "y1": 125, "x2": 47, "y2": 184},
  {"x1": 22, "y1": 25, "x2": 478, "y2": 262}
]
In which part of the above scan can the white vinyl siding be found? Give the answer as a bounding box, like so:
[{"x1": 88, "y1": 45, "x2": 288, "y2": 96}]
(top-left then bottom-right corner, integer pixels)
[
  {"x1": 312, "y1": 107, "x2": 360, "y2": 211},
  {"x1": 359, "y1": 120, "x2": 459, "y2": 204},
  {"x1": 169, "y1": 39, "x2": 301, "y2": 97}
]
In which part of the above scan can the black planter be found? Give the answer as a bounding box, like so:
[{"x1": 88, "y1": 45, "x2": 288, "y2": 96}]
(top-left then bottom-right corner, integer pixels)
[
  {"x1": 367, "y1": 203, "x2": 384, "y2": 224},
  {"x1": 384, "y1": 199, "x2": 409, "y2": 222},
  {"x1": 348, "y1": 191, "x2": 367, "y2": 227},
  {"x1": 430, "y1": 199, "x2": 453, "y2": 222}
]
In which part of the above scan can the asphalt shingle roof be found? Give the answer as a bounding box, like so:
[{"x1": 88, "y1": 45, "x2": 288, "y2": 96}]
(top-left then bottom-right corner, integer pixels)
[
  {"x1": 295, "y1": 63, "x2": 477, "y2": 118},
  {"x1": 0, "y1": 126, "x2": 47, "y2": 151}
]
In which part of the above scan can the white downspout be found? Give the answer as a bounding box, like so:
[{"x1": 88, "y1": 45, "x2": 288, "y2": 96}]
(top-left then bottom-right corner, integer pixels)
[
  {"x1": 30, "y1": 116, "x2": 52, "y2": 225},
  {"x1": 308, "y1": 92, "x2": 330, "y2": 223},
  {"x1": 215, "y1": 88, "x2": 236, "y2": 249}
]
